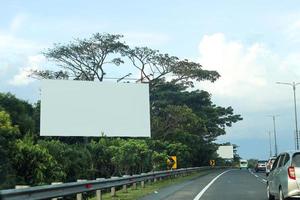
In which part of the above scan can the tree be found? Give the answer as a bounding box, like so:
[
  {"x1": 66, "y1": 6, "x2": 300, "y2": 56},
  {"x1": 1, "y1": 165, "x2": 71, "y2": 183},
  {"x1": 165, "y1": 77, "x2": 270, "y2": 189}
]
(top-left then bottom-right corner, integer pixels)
[
  {"x1": 32, "y1": 33, "x2": 219, "y2": 86},
  {"x1": 123, "y1": 46, "x2": 220, "y2": 87},
  {"x1": 12, "y1": 135, "x2": 65, "y2": 185},
  {"x1": 87, "y1": 139, "x2": 115, "y2": 178},
  {"x1": 0, "y1": 93, "x2": 37, "y2": 136},
  {"x1": 0, "y1": 111, "x2": 19, "y2": 189},
  {"x1": 150, "y1": 80, "x2": 242, "y2": 141},
  {"x1": 151, "y1": 104, "x2": 206, "y2": 140},
  {"x1": 109, "y1": 139, "x2": 152, "y2": 175},
  {"x1": 32, "y1": 33, "x2": 128, "y2": 81}
]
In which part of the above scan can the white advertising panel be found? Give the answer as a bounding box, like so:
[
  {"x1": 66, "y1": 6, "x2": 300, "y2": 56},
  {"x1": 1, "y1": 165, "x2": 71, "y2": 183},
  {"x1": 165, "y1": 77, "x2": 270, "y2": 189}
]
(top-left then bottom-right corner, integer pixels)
[
  {"x1": 40, "y1": 80, "x2": 151, "y2": 137},
  {"x1": 217, "y1": 145, "x2": 234, "y2": 159}
]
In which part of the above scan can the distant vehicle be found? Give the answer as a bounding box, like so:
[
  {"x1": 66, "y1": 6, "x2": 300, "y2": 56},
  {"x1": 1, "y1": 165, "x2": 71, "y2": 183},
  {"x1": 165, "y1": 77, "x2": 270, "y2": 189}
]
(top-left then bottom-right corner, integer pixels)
[
  {"x1": 266, "y1": 157, "x2": 276, "y2": 176},
  {"x1": 267, "y1": 151, "x2": 300, "y2": 200},
  {"x1": 255, "y1": 160, "x2": 267, "y2": 172},
  {"x1": 239, "y1": 159, "x2": 248, "y2": 169}
]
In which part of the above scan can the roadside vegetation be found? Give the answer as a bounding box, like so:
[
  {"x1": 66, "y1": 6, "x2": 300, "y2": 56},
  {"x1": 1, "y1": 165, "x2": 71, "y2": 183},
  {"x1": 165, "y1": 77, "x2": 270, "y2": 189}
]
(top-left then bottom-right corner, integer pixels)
[
  {"x1": 89, "y1": 170, "x2": 212, "y2": 200},
  {"x1": 0, "y1": 33, "x2": 242, "y2": 189}
]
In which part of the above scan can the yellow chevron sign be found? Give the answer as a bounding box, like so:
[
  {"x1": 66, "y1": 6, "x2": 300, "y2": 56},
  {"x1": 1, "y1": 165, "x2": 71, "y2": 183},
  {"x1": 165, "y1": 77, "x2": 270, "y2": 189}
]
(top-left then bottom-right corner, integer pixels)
[
  {"x1": 167, "y1": 156, "x2": 177, "y2": 169},
  {"x1": 209, "y1": 159, "x2": 215, "y2": 167}
]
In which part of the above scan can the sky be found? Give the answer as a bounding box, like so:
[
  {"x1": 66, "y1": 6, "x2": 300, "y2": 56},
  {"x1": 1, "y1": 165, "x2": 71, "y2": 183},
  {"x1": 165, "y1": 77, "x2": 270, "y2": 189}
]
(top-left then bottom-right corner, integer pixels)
[{"x1": 1, "y1": 0, "x2": 300, "y2": 159}]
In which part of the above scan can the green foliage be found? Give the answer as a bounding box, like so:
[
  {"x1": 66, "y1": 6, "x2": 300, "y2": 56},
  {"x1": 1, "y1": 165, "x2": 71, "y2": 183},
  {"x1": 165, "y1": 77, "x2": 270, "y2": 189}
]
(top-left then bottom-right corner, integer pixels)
[
  {"x1": 12, "y1": 135, "x2": 64, "y2": 185},
  {"x1": 0, "y1": 111, "x2": 20, "y2": 188},
  {"x1": 0, "y1": 93, "x2": 37, "y2": 136},
  {"x1": 151, "y1": 151, "x2": 168, "y2": 171},
  {"x1": 109, "y1": 139, "x2": 152, "y2": 175},
  {"x1": 150, "y1": 80, "x2": 242, "y2": 141},
  {"x1": 165, "y1": 142, "x2": 191, "y2": 168},
  {"x1": 87, "y1": 139, "x2": 114, "y2": 178}
]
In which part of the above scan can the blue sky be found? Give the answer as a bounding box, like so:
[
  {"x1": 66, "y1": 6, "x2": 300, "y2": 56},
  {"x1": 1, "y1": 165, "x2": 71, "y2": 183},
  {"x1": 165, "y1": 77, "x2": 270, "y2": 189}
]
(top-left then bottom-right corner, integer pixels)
[{"x1": 1, "y1": 0, "x2": 300, "y2": 159}]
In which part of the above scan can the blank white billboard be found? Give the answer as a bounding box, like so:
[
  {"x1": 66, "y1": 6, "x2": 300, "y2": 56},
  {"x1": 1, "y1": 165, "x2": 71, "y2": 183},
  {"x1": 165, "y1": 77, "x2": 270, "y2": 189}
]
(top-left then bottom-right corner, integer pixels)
[
  {"x1": 217, "y1": 146, "x2": 234, "y2": 159},
  {"x1": 40, "y1": 80, "x2": 151, "y2": 137}
]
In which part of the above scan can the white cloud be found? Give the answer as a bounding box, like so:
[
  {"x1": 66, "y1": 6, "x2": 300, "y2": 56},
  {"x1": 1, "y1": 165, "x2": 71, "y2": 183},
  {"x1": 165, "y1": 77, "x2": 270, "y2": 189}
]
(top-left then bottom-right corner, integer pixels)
[
  {"x1": 0, "y1": 32, "x2": 39, "y2": 53},
  {"x1": 196, "y1": 33, "x2": 300, "y2": 144},
  {"x1": 196, "y1": 33, "x2": 300, "y2": 112},
  {"x1": 10, "y1": 14, "x2": 28, "y2": 32},
  {"x1": 286, "y1": 19, "x2": 300, "y2": 43},
  {"x1": 0, "y1": 27, "x2": 45, "y2": 86},
  {"x1": 9, "y1": 55, "x2": 46, "y2": 86}
]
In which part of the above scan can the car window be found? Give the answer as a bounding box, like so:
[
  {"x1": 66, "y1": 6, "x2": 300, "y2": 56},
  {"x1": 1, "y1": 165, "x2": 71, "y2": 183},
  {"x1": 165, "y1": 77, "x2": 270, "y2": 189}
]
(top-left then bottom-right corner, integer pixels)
[
  {"x1": 292, "y1": 153, "x2": 300, "y2": 167},
  {"x1": 258, "y1": 160, "x2": 267, "y2": 164},
  {"x1": 283, "y1": 153, "x2": 290, "y2": 166},
  {"x1": 271, "y1": 156, "x2": 280, "y2": 170},
  {"x1": 278, "y1": 154, "x2": 286, "y2": 167}
]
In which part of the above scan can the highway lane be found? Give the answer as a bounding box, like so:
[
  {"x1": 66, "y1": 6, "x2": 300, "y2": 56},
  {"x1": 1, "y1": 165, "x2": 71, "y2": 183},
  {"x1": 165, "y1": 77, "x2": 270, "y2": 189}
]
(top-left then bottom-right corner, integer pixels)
[
  {"x1": 140, "y1": 169, "x2": 268, "y2": 200},
  {"x1": 200, "y1": 169, "x2": 267, "y2": 200}
]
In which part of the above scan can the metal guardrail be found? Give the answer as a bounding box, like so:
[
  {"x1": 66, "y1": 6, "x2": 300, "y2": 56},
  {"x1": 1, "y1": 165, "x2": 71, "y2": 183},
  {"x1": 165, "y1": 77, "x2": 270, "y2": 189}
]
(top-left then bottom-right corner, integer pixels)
[{"x1": 0, "y1": 166, "x2": 221, "y2": 200}]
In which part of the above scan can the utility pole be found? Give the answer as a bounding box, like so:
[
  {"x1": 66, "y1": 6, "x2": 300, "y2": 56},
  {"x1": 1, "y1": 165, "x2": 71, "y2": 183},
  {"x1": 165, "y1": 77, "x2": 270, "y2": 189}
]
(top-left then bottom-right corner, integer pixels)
[
  {"x1": 293, "y1": 83, "x2": 299, "y2": 150},
  {"x1": 276, "y1": 82, "x2": 300, "y2": 150},
  {"x1": 272, "y1": 116, "x2": 278, "y2": 156},
  {"x1": 268, "y1": 115, "x2": 279, "y2": 156},
  {"x1": 268, "y1": 131, "x2": 272, "y2": 157}
]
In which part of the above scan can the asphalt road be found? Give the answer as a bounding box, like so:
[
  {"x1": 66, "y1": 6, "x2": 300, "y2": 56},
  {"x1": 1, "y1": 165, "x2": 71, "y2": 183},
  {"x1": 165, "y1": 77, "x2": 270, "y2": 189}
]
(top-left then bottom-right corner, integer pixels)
[{"x1": 140, "y1": 169, "x2": 268, "y2": 200}]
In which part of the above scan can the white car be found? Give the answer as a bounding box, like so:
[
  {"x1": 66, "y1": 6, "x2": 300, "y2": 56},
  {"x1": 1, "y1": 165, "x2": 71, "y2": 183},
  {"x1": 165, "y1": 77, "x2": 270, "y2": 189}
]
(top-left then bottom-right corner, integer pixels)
[
  {"x1": 239, "y1": 159, "x2": 248, "y2": 169},
  {"x1": 267, "y1": 151, "x2": 300, "y2": 200}
]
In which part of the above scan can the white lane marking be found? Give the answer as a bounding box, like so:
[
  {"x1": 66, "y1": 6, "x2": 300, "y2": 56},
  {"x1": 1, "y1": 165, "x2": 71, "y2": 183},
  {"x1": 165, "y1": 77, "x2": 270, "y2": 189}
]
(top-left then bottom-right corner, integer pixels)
[
  {"x1": 193, "y1": 170, "x2": 231, "y2": 200},
  {"x1": 248, "y1": 170, "x2": 267, "y2": 184}
]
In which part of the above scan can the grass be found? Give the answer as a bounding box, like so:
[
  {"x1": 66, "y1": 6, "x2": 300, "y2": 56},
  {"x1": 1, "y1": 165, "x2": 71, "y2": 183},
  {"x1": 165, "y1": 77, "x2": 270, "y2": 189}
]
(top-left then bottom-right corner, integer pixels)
[{"x1": 88, "y1": 169, "x2": 213, "y2": 200}]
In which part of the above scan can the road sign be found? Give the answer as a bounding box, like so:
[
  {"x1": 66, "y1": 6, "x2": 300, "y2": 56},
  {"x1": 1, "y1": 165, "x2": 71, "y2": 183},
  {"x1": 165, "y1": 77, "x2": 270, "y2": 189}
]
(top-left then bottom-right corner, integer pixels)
[
  {"x1": 167, "y1": 156, "x2": 177, "y2": 169},
  {"x1": 209, "y1": 160, "x2": 215, "y2": 167}
]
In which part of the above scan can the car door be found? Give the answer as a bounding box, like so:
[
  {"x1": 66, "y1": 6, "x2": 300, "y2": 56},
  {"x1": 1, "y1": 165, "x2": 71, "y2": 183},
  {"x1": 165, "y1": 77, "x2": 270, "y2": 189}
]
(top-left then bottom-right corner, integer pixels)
[
  {"x1": 292, "y1": 153, "x2": 300, "y2": 189},
  {"x1": 273, "y1": 154, "x2": 286, "y2": 195},
  {"x1": 280, "y1": 153, "x2": 290, "y2": 195},
  {"x1": 269, "y1": 155, "x2": 282, "y2": 194}
]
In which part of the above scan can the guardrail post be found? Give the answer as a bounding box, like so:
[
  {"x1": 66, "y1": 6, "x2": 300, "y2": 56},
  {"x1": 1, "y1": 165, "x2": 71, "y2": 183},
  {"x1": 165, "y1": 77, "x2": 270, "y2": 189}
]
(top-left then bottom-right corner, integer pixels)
[
  {"x1": 140, "y1": 173, "x2": 146, "y2": 188},
  {"x1": 141, "y1": 180, "x2": 145, "y2": 188},
  {"x1": 123, "y1": 184, "x2": 127, "y2": 193},
  {"x1": 154, "y1": 177, "x2": 157, "y2": 182},
  {"x1": 76, "y1": 179, "x2": 87, "y2": 200},
  {"x1": 111, "y1": 177, "x2": 118, "y2": 197},
  {"x1": 122, "y1": 175, "x2": 130, "y2": 193},
  {"x1": 96, "y1": 178, "x2": 105, "y2": 200},
  {"x1": 111, "y1": 187, "x2": 116, "y2": 197},
  {"x1": 51, "y1": 182, "x2": 63, "y2": 200},
  {"x1": 132, "y1": 182, "x2": 137, "y2": 190}
]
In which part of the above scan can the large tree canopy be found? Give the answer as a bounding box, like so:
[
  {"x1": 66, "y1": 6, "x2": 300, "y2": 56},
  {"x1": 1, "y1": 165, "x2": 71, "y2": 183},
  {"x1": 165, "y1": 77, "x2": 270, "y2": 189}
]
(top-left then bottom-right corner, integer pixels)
[
  {"x1": 32, "y1": 33, "x2": 128, "y2": 81},
  {"x1": 32, "y1": 33, "x2": 220, "y2": 87},
  {"x1": 150, "y1": 80, "x2": 242, "y2": 141}
]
